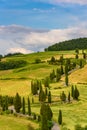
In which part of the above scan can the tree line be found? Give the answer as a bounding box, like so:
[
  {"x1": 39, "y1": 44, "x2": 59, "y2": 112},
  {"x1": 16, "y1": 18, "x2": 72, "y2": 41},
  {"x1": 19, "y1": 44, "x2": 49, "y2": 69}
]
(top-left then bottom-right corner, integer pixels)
[{"x1": 45, "y1": 37, "x2": 87, "y2": 51}]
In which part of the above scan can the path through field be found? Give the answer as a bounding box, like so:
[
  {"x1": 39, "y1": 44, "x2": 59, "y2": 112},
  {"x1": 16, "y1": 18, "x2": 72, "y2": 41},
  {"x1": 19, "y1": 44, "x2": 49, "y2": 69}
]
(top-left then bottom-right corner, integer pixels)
[{"x1": 52, "y1": 123, "x2": 60, "y2": 130}]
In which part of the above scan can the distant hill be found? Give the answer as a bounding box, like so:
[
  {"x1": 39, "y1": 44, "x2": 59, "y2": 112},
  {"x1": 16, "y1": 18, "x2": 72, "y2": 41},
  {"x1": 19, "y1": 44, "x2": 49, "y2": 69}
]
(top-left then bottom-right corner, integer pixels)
[{"x1": 45, "y1": 38, "x2": 87, "y2": 51}]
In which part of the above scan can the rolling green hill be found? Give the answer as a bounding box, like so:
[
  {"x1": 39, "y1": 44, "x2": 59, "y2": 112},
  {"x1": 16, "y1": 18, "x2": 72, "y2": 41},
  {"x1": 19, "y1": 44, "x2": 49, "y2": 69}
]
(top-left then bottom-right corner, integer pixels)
[
  {"x1": 0, "y1": 51, "x2": 87, "y2": 130},
  {"x1": 45, "y1": 37, "x2": 87, "y2": 51}
]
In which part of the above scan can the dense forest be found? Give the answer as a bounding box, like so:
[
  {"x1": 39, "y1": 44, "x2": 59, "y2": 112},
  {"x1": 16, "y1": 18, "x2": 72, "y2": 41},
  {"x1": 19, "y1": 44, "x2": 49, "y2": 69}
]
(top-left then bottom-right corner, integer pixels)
[{"x1": 45, "y1": 38, "x2": 87, "y2": 51}]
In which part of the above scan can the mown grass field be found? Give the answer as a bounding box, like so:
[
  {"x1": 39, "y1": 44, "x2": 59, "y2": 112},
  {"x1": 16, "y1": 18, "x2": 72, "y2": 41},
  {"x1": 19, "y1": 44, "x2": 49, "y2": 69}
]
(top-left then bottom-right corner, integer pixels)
[{"x1": 0, "y1": 51, "x2": 87, "y2": 130}]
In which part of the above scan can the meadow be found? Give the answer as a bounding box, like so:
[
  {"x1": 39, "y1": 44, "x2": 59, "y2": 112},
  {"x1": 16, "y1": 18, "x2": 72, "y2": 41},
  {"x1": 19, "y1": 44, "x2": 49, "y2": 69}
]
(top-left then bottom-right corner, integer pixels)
[{"x1": 0, "y1": 50, "x2": 87, "y2": 130}]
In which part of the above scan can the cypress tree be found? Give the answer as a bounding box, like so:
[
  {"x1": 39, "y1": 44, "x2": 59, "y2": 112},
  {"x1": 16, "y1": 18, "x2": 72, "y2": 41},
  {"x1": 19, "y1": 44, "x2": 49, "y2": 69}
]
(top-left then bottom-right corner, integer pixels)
[
  {"x1": 56, "y1": 68, "x2": 61, "y2": 82},
  {"x1": 61, "y1": 65, "x2": 64, "y2": 75},
  {"x1": 40, "y1": 103, "x2": 49, "y2": 130},
  {"x1": 71, "y1": 85, "x2": 74, "y2": 98},
  {"x1": 28, "y1": 97, "x2": 31, "y2": 116},
  {"x1": 14, "y1": 93, "x2": 21, "y2": 113},
  {"x1": 60, "y1": 91, "x2": 66, "y2": 102},
  {"x1": 44, "y1": 77, "x2": 50, "y2": 88},
  {"x1": 48, "y1": 91, "x2": 52, "y2": 104},
  {"x1": 46, "y1": 104, "x2": 53, "y2": 121},
  {"x1": 75, "y1": 53, "x2": 79, "y2": 59},
  {"x1": 74, "y1": 86, "x2": 80, "y2": 100},
  {"x1": 65, "y1": 73, "x2": 68, "y2": 86},
  {"x1": 58, "y1": 110, "x2": 62, "y2": 125},
  {"x1": 68, "y1": 92, "x2": 70, "y2": 103},
  {"x1": 22, "y1": 97, "x2": 25, "y2": 114},
  {"x1": 79, "y1": 59, "x2": 83, "y2": 68},
  {"x1": 39, "y1": 90, "x2": 46, "y2": 102}
]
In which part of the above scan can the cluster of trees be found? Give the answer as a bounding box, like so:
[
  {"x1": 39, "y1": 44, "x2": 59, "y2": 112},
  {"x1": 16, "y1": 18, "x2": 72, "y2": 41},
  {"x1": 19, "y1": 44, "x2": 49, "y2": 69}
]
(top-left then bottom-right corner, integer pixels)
[
  {"x1": 0, "y1": 95, "x2": 14, "y2": 111},
  {"x1": 60, "y1": 85, "x2": 80, "y2": 102},
  {"x1": 45, "y1": 38, "x2": 87, "y2": 51},
  {"x1": 4, "y1": 52, "x2": 23, "y2": 57},
  {"x1": 31, "y1": 80, "x2": 52, "y2": 103},
  {"x1": 50, "y1": 68, "x2": 61, "y2": 82},
  {"x1": 0, "y1": 60, "x2": 27, "y2": 70}
]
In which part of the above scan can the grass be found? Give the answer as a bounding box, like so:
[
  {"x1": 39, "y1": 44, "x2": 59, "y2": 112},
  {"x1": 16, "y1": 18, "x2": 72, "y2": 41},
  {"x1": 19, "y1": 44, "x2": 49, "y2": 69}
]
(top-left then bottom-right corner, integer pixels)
[
  {"x1": 0, "y1": 50, "x2": 87, "y2": 130},
  {"x1": 0, "y1": 114, "x2": 38, "y2": 130}
]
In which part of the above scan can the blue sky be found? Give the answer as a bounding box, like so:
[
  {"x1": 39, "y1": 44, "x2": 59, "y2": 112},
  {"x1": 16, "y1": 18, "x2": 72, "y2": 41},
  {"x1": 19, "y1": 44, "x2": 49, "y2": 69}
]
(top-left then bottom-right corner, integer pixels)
[{"x1": 0, "y1": 0, "x2": 87, "y2": 54}]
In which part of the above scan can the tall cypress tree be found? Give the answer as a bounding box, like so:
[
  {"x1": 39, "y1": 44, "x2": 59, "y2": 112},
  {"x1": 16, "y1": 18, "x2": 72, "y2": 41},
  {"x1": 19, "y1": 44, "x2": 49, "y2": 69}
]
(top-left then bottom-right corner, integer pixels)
[
  {"x1": 58, "y1": 110, "x2": 62, "y2": 125},
  {"x1": 40, "y1": 103, "x2": 49, "y2": 130},
  {"x1": 46, "y1": 104, "x2": 53, "y2": 121},
  {"x1": 22, "y1": 97, "x2": 25, "y2": 114},
  {"x1": 14, "y1": 93, "x2": 21, "y2": 113},
  {"x1": 48, "y1": 91, "x2": 52, "y2": 104},
  {"x1": 71, "y1": 85, "x2": 74, "y2": 98},
  {"x1": 28, "y1": 97, "x2": 31, "y2": 116},
  {"x1": 65, "y1": 73, "x2": 68, "y2": 86},
  {"x1": 68, "y1": 92, "x2": 70, "y2": 103},
  {"x1": 74, "y1": 86, "x2": 80, "y2": 100}
]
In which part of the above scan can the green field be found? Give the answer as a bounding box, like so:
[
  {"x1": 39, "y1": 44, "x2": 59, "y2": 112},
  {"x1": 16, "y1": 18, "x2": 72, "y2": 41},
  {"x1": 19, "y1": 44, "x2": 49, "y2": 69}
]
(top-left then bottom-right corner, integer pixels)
[{"x1": 0, "y1": 51, "x2": 87, "y2": 130}]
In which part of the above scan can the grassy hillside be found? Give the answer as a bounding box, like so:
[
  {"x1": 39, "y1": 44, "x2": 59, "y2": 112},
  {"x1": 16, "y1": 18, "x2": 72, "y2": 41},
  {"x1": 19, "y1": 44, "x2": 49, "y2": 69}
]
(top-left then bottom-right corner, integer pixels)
[{"x1": 0, "y1": 51, "x2": 87, "y2": 130}]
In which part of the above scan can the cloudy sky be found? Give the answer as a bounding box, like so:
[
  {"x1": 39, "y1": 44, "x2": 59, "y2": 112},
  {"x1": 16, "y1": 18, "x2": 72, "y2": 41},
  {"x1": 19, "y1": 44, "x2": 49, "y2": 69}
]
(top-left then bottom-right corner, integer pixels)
[{"x1": 0, "y1": 0, "x2": 87, "y2": 54}]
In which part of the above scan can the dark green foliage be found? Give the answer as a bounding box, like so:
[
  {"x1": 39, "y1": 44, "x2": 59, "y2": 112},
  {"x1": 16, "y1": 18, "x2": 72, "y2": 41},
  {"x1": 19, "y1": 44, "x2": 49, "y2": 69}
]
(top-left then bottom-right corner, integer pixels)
[
  {"x1": 50, "y1": 69, "x2": 55, "y2": 82},
  {"x1": 39, "y1": 90, "x2": 46, "y2": 102},
  {"x1": 56, "y1": 68, "x2": 61, "y2": 82},
  {"x1": 35, "y1": 58, "x2": 41, "y2": 63},
  {"x1": 75, "y1": 53, "x2": 79, "y2": 59},
  {"x1": 5, "y1": 96, "x2": 8, "y2": 110},
  {"x1": 37, "y1": 115, "x2": 41, "y2": 122},
  {"x1": 50, "y1": 56, "x2": 56, "y2": 63},
  {"x1": 68, "y1": 92, "x2": 70, "y2": 103},
  {"x1": 75, "y1": 48, "x2": 79, "y2": 54},
  {"x1": 74, "y1": 86, "x2": 80, "y2": 100},
  {"x1": 0, "y1": 60, "x2": 27, "y2": 70},
  {"x1": 71, "y1": 85, "x2": 80, "y2": 100},
  {"x1": 31, "y1": 80, "x2": 38, "y2": 95},
  {"x1": 79, "y1": 59, "x2": 83, "y2": 68},
  {"x1": 65, "y1": 63, "x2": 68, "y2": 75},
  {"x1": 71, "y1": 85, "x2": 74, "y2": 98},
  {"x1": 40, "y1": 103, "x2": 49, "y2": 130},
  {"x1": 46, "y1": 104, "x2": 53, "y2": 120},
  {"x1": 22, "y1": 97, "x2": 25, "y2": 114},
  {"x1": 28, "y1": 97, "x2": 31, "y2": 116},
  {"x1": 14, "y1": 93, "x2": 21, "y2": 113},
  {"x1": 65, "y1": 74, "x2": 68, "y2": 86},
  {"x1": 61, "y1": 65, "x2": 64, "y2": 74},
  {"x1": 33, "y1": 113, "x2": 36, "y2": 120},
  {"x1": 83, "y1": 52, "x2": 86, "y2": 59},
  {"x1": 4, "y1": 52, "x2": 23, "y2": 57},
  {"x1": 59, "y1": 55, "x2": 64, "y2": 65},
  {"x1": 45, "y1": 38, "x2": 87, "y2": 51},
  {"x1": 60, "y1": 91, "x2": 66, "y2": 102},
  {"x1": 40, "y1": 103, "x2": 53, "y2": 130},
  {"x1": 58, "y1": 110, "x2": 62, "y2": 125},
  {"x1": 44, "y1": 77, "x2": 50, "y2": 88},
  {"x1": 48, "y1": 91, "x2": 52, "y2": 104}
]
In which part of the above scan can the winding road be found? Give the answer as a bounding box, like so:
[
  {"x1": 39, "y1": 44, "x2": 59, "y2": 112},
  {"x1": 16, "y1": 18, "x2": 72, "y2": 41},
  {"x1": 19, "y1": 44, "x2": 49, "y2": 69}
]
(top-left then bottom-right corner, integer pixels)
[{"x1": 52, "y1": 123, "x2": 60, "y2": 130}]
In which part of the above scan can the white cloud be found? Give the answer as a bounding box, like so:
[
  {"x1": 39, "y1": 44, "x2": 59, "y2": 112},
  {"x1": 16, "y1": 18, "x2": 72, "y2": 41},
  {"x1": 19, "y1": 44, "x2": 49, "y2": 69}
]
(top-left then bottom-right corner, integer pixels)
[
  {"x1": 7, "y1": 47, "x2": 34, "y2": 54},
  {"x1": 0, "y1": 24, "x2": 87, "y2": 54}
]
